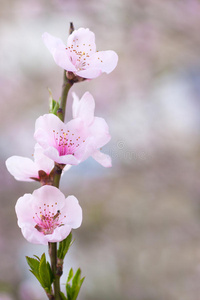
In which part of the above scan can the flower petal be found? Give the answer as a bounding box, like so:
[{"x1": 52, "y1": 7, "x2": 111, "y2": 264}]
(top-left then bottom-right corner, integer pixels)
[
  {"x1": 43, "y1": 146, "x2": 80, "y2": 165},
  {"x1": 6, "y1": 156, "x2": 39, "y2": 181},
  {"x1": 34, "y1": 114, "x2": 64, "y2": 148},
  {"x1": 42, "y1": 32, "x2": 65, "y2": 53},
  {"x1": 72, "y1": 92, "x2": 80, "y2": 119},
  {"x1": 15, "y1": 193, "x2": 36, "y2": 227},
  {"x1": 42, "y1": 32, "x2": 76, "y2": 71},
  {"x1": 32, "y1": 185, "x2": 66, "y2": 210},
  {"x1": 91, "y1": 150, "x2": 112, "y2": 167},
  {"x1": 46, "y1": 225, "x2": 72, "y2": 244},
  {"x1": 89, "y1": 117, "x2": 111, "y2": 148},
  {"x1": 62, "y1": 195, "x2": 82, "y2": 228},
  {"x1": 88, "y1": 50, "x2": 118, "y2": 74},
  {"x1": 74, "y1": 136, "x2": 96, "y2": 162},
  {"x1": 75, "y1": 68, "x2": 102, "y2": 79},
  {"x1": 72, "y1": 92, "x2": 95, "y2": 126},
  {"x1": 35, "y1": 113, "x2": 63, "y2": 136},
  {"x1": 54, "y1": 49, "x2": 77, "y2": 72},
  {"x1": 67, "y1": 28, "x2": 96, "y2": 54},
  {"x1": 34, "y1": 143, "x2": 54, "y2": 174}
]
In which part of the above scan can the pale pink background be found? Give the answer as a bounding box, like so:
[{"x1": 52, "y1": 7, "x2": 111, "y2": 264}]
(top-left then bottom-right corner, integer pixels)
[{"x1": 1, "y1": 0, "x2": 200, "y2": 299}]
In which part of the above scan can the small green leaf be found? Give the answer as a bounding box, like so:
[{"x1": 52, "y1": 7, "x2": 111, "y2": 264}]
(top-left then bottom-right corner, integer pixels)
[
  {"x1": 58, "y1": 232, "x2": 72, "y2": 260},
  {"x1": 39, "y1": 253, "x2": 52, "y2": 293},
  {"x1": 33, "y1": 255, "x2": 40, "y2": 261},
  {"x1": 30, "y1": 270, "x2": 41, "y2": 283},
  {"x1": 48, "y1": 88, "x2": 53, "y2": 108},
  {"x1": 72, "y1": 268, "x2": 81, "y2": 287},
  {"x1": 52, "y1": 101, "x2": 60, "y2": 115},
  {"x1": 72, "y1": 277, "x2": 85, "y2": 300},
  {"x1": 60, "y1": 291, "x2": 67, "y2": 300},
  {"x1": 26, "y1": 256, "x2": 41, "y2": 285},
  {"x1": 47, "y1": 261, "x2": 54, "y2": 285},
  {"x1": 80, "y1": 277, "x2": 85, "y2": 285},
  {"x1": 66, "y1": 283, "x2": 72, "y2": 300},
  {"x1": 66, "y1": 268, "x2": 85, "y2": 300},
  {"x1": 67, "y1": 268, "x2": 73, "y2": 283},
  {"x1": 38, "y1": 254, "x2": 48, "y2": 288},
  {"x1": 26, "y1": 254, "x2": 53, "y2": 295},
  {"x1": 49, "y1": 99, "x2": 59, "y2": 115},
  {"x1": 26, "y1": 256, "x2": 40, "y2": 274},
  {"x1": 48, "y1": 89, "x2": 60, "y2": 115},
  {"x1": 71, "y1": 269, "x2": 82, "y2": 300}
]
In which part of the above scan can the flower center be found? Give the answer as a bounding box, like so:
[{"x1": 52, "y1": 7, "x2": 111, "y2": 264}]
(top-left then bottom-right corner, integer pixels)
[
  {"x1": 66, "y1": 40, "x2": 95, "y2": 71},
  {"x1": 33, "y1": 202, "x2": 66, "y2": 235},
  {"x1": 53, "y1": 129, "x2": 85, "y2": 156}
]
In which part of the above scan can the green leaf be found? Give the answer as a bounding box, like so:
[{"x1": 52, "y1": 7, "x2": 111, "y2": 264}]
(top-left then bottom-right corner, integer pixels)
[
  {"x1": 33, "y1": 255, "x2": 40, "y2": 261},
  {"x1": 48, "y1": 88, "x2": 53, "y2": 107},
  {"x1": 52, "y1": 101, "x2": 60, "y2": 115},
  {"x1": 66, "y1": 268, "x2": 85, "y2": 300},
  {"x1": 58, "y1": 232, "x2": 72, "y2": 260},
  {"x1": 67, "y1": 268, "x2": 73, "y2": 283},
  {"x1": 71, "y1": 269, "x2": 84, "y2": 300},
  {"x1": 72, "y1": 269, "x2": 81, "y2": 287},
  {"x1": 26, "y1": 256, "x2": 41, "y2": 285},
  {"x1": 30, "y1": 270, "x2": 41, "y2": 283},
  {"x1": 50, "y1": 99, "x2": 59, "y2": 115},
  {"x1": 26, "y1": 254, "x2": 54, "y2": 295},
  {"x1": 72, "y1": 277, "x2": 85, "y2": 300},
  {"x1": 39, "y1": 253, "x2": 52, "y2": 292},
  {"x1": 60, "y1": 291, "x2": 68, "y2": 300},
  {"x1": 47, "y1": 261, "x2": 54, "y2": 285},
  {"x1": 66, "y1": 283, "x2": 72, "y2": 300},
  {"x1": 48, "y1": 88, "x2": 59, "y2": 115},
  {"x1": 26, "y1": 256, "x2": 40, "y2": 274}
]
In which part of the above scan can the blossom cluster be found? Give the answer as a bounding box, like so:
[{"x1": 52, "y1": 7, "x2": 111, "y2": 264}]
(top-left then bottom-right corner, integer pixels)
[{"x1": 6, "y1": 28, "x2": 118, "y2": 245}]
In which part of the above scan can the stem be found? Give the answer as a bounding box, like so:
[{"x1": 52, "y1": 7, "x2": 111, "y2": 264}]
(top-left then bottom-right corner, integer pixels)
[
  {"x1": 49, "y1": 68, "x2": 73, "y2": 300},
  {"x1": 49, "y1": 243, "x2": 60, "y2": 300},
  {"x1": 59, "y1": 70, "x2": 73, "y2": 122},
  {"x1": 52, "y1": 164, "x2": 63, "y2": 188}
]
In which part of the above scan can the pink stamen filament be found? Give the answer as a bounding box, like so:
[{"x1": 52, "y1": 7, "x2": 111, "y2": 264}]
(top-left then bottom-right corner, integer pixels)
[
  {"x1": 65, "y1": 40, "x2": 94, "y2": 71},
  {"x1": 53, "y1": 129, "x2": 85, "y2": 156},
  {"x1": 33, "y1": 203, "x2": 65, "y2": 235}
]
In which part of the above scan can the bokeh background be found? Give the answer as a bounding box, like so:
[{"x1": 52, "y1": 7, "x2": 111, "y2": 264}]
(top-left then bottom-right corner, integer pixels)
[{"x1": 1, "y1": 0, "x2": 200, "y2": 299}]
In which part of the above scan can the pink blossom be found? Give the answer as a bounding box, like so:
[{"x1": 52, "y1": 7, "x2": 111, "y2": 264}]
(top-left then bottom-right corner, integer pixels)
[
  {"x1": 72, "y1": 91, "x2": 112, "y2": 167},
  {"x1": 15, "y1": 185, "x2": 82, "y2": 245},
  {"x1": 42, "y1": 28, "x2": 118, "y2": 79},
  {"x1": 5, "y1": 144, "x2": 70, "y2": 182},
  {"x1": 34, "y1": 113, "x2": 111, "y2": 167},
  {"x1": 34, "y1": 94, "x2": 111, "y2": 167}
]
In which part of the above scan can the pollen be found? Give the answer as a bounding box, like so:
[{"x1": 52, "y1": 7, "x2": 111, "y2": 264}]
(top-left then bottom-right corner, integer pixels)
[
  {"x1": 52, "y1": 129, "x2": 86, "y2": 157},
  {"x1": 33, "y1": 203, "x2": 66, "y2": 236},
  {"x1": 65, "y1": 40, "x2": 94, "y2": 71}
]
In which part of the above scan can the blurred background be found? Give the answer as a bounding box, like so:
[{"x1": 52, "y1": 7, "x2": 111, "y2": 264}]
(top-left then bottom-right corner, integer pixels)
[{"x1": 1, "y1": 0, "x2": 200, "y2": 299}]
